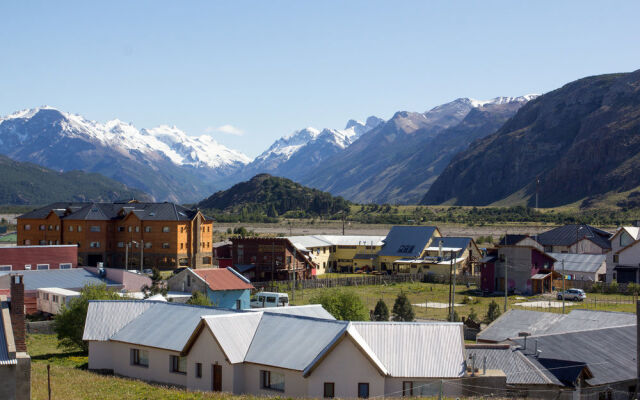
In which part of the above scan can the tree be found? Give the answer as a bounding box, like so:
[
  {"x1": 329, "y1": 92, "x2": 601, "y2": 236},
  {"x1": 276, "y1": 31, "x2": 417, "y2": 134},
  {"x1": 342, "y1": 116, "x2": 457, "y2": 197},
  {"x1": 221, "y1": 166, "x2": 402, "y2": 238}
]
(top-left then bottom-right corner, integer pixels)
[
  {"x1": 309, "y1": 289, "x2": 369, "y2": 321},
  {"x1": 485, "y1": 300, "x2": 501, "y2": 324},
  {"x1": 468, "y1": 307, "x2": 478, "y2": 322},
  {"x1": 372, "y1": 299, "x2": 389, "y2": 321},
  {"x1": 143, "y1": 268, "x2": 166, "y2": 298},
  {"x1": 54, "y1": 284, "x2": 122, "y2": 352},
  {"x1": 448, "y1": 310, "x2": 460, "y2": 322},
  {"x1": 187, "y1": 291, "x2": 213, "y2": 307},
  {"x1": 392, "y1": 292, "x2": 415, "y2": 322}
]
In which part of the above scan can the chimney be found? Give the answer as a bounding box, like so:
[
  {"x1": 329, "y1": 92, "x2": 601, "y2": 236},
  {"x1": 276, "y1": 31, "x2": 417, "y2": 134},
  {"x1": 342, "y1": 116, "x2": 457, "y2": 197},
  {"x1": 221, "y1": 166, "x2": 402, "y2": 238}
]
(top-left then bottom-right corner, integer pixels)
[{"x1": 10, "y1": 274, "x2": 26, "y2": 352}]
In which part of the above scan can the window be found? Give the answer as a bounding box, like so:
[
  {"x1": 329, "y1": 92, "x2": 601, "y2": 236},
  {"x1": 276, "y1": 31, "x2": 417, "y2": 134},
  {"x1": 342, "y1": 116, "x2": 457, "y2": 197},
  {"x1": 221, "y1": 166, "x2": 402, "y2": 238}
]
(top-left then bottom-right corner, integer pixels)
[
  {"x1": 162, "y1": 243, "x2": 170, "y2": 249},
  {"x1": 170, "y1": 355, "x2": 186, "y2": 374},
  {"x1": 90, "y1": 242, "x2": 101, "y2": 248},
  {"x1": 131, "y1": 349, "x2": 149, "y2": 367},
  {"x1": 24, "y1": 224, "x2": 31, "y2": 231},
  {"x1": 0, "y1": 265, "x2": 11, "y2": 272},
  {"x1": 145, "y1": 226, "x2": 151, "y2": 233},
  {"x1": 135, "y1": 226, "x2": 140, "y2": 233},
  {"x1": 117, "y1": 242, "x2": 124, "y2": 248},
  {"x1": 163, "y1": 226, "x2": 170, "y2": 233},
  {"x1": 37, "y1": 264, "x2": 49, "y2": 270},
  {"x1": 180, "y1": 243, "x2": 184, "y2": 250},
  {"x1": 324, "y1": 382, "x2": 335, "y2": 398},
  {"x1": 195, "y1": 362, "x2": 202, "y2": 378},
  {"x1": 23, "y1": 239, "x2": 31, "y2": 245},
  {"x1": 180, "y1": 226, "x2": 185, "y2": 233},
  {"x1": 24, "y1": 265, "x2": 31, "y2": 270},
  {"x1": 358, "y1": 383, "x2": 369, "y2": 398},
  {"x1": 39, "y1": 224, "x2": 45, "y2": 231},
  {"x1": 403, "y1": 381, "x2": 413, "y2": 396},
  {"x1": 77, "y1": 225, "x2": 82, "y2": 232},
  {"x1": 52, "y1": 295, "x2": 59, "y2": 303},
  {"x1": 260, "y1": 370, "x2": 284, "y2": 392},
  {"x1": 68, "y1": 225, "x2": 73, "y2": 232},
  {"x1": 145, "y1": 242, "x2": 152, "y2": 249},
  {"x1": 59, "y1": 263, "x2": 72, "y2": 269},
  {"x1": 613, "y1": 255, "x2": 619, "y2": 263},
  {"x1": 203, "y1": 257, "x2": 212, "y2": 264},
  {"x1": 48, "y1": 224, "x2": 53, "y2": 230},
  {"x1": 187, "y1": 275, "x2": 191, "y2": 287},
  {"x1": 128, "y1": 226, "x2": 132, "y2": 232},
  {"x1": 118, "y1": 226, "x2": 125, "y2": 232},
  {"x1": 90, "y1": 225, "x2": 101, "y2": 232}
]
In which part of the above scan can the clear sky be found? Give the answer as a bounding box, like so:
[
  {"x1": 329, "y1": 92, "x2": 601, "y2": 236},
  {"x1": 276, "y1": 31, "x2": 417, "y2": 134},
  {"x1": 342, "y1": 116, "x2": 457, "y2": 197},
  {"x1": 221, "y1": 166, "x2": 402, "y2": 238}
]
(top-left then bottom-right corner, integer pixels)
[{"x1": 1, "y1": 1, "x2": 639, "y2": 158}]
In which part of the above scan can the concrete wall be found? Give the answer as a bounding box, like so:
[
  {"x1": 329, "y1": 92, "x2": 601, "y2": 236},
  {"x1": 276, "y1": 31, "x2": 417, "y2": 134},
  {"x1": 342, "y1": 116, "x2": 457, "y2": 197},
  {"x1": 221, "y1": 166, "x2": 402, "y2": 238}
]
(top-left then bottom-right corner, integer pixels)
[
  {"x1": 186, "y1": 328, "x2": 234, "y2": 393},
  {"x1": 308, "y1": 337, "x2": 385, "y2": 398},
  {"x1": 207, "y1": 289, "x2": 250, "y2": 310},
  {"x1": 242, "y1": 363, "x2": 308, "y2": 398},
  {"x1": 88, "y1": 341, "x2": 115, "y2": 371},
  {"x1": 0, "y1": 245, "x2": 77, "y2": 270},
  {"x1": 166, "y1": 269, "x2": 208, "y2": 294},
  {"x1": 85, "y1": 267, "x2": 152, "y2": 292},
  {"x1": 109, "y1": 341, "x2": 187, "y2": 387}
]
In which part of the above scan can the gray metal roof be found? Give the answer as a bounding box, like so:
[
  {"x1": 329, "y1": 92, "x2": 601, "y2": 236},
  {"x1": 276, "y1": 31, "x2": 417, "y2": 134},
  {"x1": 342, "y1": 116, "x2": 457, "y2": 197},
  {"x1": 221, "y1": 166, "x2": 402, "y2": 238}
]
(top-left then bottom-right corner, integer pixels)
[
  {"x1": 513, "y1": 325, "x2": 636, "y2": 386},
  {"x1": 0, "y1": 301, "x2": 16, "y2": 366},
  {"x1": 83, "y1": 300, "x2": 156, "y2": 341},
  {"x1": 244, "y1": 313, "x2": 348, "y2": 371},
  {"x1": 351, "y1": 322, "x2": 466, "y2": 378},
  {"x1": 378, "y1": 226, "x2": 438, "y2": 258},
  {"x1": 110, "y1": 302, "x2": 237, "y2": 351},
  {"x1": 203, "y1": 313, "x2": 263, "y2": 363},
  {"x1": 477, "y1": 309, "x2": 635, "y2": 343},
  {"x1": 465, "y1": 346, "x2": 552, "y2": 385},
  {"x1": 547, "y1": 252, "x2": 606, "y2": 273},
  {"x1": 0, "y1": 268, "x2": 120, "y2": 291},
  {"x1": 536, "y1": 224, "x2": 611, "y2": 250},
  {"x1": 251, "y1": 304, "x2": 336, "y2": 320}
]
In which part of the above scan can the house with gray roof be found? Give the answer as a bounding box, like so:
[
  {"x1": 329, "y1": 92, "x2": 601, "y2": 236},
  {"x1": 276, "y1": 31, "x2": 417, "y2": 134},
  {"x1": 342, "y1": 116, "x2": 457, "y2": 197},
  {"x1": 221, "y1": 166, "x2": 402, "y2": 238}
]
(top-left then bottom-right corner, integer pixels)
[
  {"x1": 547, "y1": 252, "x2": 606, "y2": 282},
  {"x1": 535, "y1": 224, "x2": 611, "y2": 254},
  {"x1": 83, "y1": 300, "x2": 482, "y2": 398}
]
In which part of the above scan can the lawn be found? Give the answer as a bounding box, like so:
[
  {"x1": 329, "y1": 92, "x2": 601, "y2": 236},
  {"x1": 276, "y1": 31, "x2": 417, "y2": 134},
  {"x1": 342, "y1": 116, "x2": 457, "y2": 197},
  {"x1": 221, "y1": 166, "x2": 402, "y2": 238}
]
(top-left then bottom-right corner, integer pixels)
[
  {"x1": 285, "y1": 281, "x2": 637, "y2": 321},
  {"x1": 27, "y1": 334, "x2": 261, "y2": 400}
]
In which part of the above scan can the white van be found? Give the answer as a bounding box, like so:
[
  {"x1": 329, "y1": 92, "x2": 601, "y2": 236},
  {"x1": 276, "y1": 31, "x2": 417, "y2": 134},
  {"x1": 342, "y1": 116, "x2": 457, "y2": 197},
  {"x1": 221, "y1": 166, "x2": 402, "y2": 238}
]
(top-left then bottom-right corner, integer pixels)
[{"x1": 250, "y1": 292, "x2": 289, "y2": 308}]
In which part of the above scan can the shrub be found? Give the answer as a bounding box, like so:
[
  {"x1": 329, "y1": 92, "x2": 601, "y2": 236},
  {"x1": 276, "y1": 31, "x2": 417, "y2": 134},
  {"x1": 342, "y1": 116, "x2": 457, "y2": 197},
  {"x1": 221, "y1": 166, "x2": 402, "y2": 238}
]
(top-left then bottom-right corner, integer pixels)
[
  {"x1": 187, "y1": 291, "x2": 213, "y2": 306},
  {"x1": 392, "y1": 292, "x2": 415, "y2": 322},
  {"x1": 627, "y1": 282, "x2": 640, "y2": 295},
  {"x1": 484, "y1": 300, "x2": 501, "y2": 324},
  {"x1": 372, "y1": 299, "x2": 389, "y2": 321},
  {"x1": 309, "y1": 289, "x2": 369, "y2": 321},
  {"x1": 607, "y1": 281, "x2": 619, "y2": 294},
  {"x1": 468, "y1": 307, "x2": 478, "y2": 322},
  {"x1": 590, "y1": 282, "x2": 603, "y2": 293}
]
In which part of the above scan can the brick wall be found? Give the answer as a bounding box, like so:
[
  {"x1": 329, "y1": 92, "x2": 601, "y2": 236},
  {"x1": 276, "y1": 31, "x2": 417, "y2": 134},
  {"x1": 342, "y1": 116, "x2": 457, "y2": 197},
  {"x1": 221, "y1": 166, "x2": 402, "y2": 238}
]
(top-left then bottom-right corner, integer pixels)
[{"x1": 10, "y1": 275, "x2": 26, "y2": 352}]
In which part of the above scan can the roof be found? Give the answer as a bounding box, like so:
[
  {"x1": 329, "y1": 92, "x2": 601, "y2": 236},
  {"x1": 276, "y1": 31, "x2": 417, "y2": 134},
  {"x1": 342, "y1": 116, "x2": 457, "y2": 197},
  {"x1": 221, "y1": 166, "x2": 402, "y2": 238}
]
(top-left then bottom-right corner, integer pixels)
[
  {"x1": 513, "y1": 325, "x2": 636, "y2": 386},
  {"x1": 477, "y1": 309, "x2": 635, "y2": 343},
  {"x1": 499, "y1": 235, "x2": 529, "y2": 246},
  {"x1": 38, "y1": 287, "x2": 80, "y2": 296},
  {"x1": 547, "y1": 253, "x2": 606, "y2": 274},
  {"x1": 536, "y1": 224, "x2": 611, "y2": 250},
  {"x1": 250, "y1": 304, "x2": 336, "y2": 320},
  {"x1": 378, "y1": 226, "x2": 438, "y2": 258},
  {"x1": 426, "y1": 237, "x2": 473, "y2": 257},
  {"x1": 0, "y1": 298, "x2": 16, "y2": 365},
  {"x1": 202, "y1": 312, "x2": 263, "y2": 363},
  {"x1": 191, "y1": 268, "x2": 254, "y2": 291},
  {"x1": 0, "y1": 268, "x2": 119, "y2": 291},
  {"x1": 351, "y1": 322, "x2": 466, "y2": 378},
  {"x1": 465, "y1": 345, "x2": 552, "y2": 385},
  {"x1": 285, "y1": 235, "x2": 386, "y2": 252},
  {"x1": 18, "y1": 202, "x2": 209, "y2": 222},
  {"x1": 83, "y1": 300, "x2": 156, "y2": 341}
]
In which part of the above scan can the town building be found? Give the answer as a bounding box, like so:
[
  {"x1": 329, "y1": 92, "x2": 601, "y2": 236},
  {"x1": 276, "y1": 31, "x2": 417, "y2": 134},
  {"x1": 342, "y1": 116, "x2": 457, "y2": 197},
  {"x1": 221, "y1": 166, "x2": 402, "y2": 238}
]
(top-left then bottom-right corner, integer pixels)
[
  {"x1": 376, "y1": 226, "x2": 442, "y2": 274},
  {"x1": 392, "y1": 237, "x2": 481, "y2": 276},
  {"x1": 231, "y1": 238, "x2": 314, "y2": 281},
  {"x1": 0, "y1": 244, "x2": 78, "y2": 271},
  {"x1": 0, "y1": 275, "x2": 31, "y2": 400},
  {"x1": 547, "y1": 252, "x2": 606, "y2": 282},
  {"x1": 167, "y1": 268, "x2": 254, "y2": 309},
  {"x1": 17, "y1": 201, "x2": 214, "y2": 270},
  {"x1": 285, "y1": 235, "x2": 386, "y2": 274},
  {"x1": 212, "y1": 241, "x2": 232, "y2": 268},
  {"x1": 479, "y1": 235, "x2": 558, "y2": 294},
  {"x1": 535, "y1": 224, "x2": 612, "y2": 254},
  {"x1": 606, "y1": 226, "x2": 640, "y2": 283},
  {"x1": 83, "y1": 300, "x2": 486, "y2": 398}
]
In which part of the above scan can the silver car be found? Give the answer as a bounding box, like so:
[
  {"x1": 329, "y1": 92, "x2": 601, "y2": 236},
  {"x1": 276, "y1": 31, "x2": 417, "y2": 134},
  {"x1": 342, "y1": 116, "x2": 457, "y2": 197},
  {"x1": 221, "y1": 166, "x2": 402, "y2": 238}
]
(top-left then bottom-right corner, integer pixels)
[{"x1": 557, "y1": 288, "x2": 586, "y2": 301}]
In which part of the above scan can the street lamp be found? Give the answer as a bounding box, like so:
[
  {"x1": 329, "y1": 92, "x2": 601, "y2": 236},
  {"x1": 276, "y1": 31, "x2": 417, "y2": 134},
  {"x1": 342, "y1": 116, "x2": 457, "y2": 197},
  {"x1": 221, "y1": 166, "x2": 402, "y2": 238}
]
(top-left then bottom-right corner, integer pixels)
[{"x1": 129, "y1": 240, "x2": 144, "y2": 272}]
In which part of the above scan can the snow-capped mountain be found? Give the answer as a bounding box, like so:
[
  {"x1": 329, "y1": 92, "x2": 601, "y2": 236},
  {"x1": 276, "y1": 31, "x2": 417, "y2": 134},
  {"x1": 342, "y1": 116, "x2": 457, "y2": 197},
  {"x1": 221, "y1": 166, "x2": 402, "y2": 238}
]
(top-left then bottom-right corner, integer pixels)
[{"x1": 0, "y1": 107, "x2": 250, "y2": 202}]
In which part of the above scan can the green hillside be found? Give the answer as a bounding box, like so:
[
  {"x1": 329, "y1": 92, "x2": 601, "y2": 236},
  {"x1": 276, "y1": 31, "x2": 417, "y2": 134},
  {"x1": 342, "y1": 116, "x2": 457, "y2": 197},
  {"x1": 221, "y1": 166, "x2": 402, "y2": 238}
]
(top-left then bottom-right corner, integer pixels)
[
  {"x1": 197, "y1": 174, "x2": 350, "y2": 219},
  {"x1": 0, "y1": 154, "x2": 151, "y2": 204}
]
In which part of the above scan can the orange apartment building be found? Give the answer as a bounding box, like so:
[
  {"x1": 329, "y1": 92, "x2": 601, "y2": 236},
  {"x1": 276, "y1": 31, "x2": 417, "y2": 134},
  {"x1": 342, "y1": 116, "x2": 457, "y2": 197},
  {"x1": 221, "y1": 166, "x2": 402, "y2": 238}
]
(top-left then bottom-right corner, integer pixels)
[{"x1": 17, "y1": 201, "x2": 214, "y2": 270}]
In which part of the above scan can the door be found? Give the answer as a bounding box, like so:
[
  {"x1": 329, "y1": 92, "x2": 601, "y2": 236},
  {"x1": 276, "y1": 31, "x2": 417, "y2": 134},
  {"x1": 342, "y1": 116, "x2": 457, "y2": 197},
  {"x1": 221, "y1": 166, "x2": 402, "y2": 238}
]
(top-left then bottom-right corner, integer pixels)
[{"x1": 212, "y1": 364, "x2": 222, "y2": 391}]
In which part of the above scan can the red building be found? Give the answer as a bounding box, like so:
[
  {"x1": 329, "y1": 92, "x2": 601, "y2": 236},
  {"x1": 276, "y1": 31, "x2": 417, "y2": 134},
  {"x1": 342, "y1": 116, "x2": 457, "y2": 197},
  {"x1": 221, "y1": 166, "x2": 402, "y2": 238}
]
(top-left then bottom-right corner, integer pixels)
[
  {"x1": 213, "y1": 241, "x2": 233, "y2": 268},
  {"x1": 231, "y1": 238, "x2": 315, "y2": 281},
  {"x1": 0, "y1": 245, "x2": 78, "y2": 272}
]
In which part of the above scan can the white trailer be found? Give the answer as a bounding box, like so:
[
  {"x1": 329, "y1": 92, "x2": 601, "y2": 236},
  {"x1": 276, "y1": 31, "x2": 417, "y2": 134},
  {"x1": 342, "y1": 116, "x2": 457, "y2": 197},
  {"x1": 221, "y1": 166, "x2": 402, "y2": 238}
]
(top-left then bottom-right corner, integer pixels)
[{"x1": 37, "y1": 287, "x2": 80, "y2": 315}]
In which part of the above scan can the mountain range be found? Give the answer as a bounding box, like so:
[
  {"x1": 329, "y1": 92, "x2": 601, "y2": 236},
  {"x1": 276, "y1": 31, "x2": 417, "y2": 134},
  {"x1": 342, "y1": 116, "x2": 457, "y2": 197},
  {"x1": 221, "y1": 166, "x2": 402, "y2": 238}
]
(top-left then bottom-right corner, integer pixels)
[{"x1": 421, "y1": 69, "x2": 640, "y2": 208}]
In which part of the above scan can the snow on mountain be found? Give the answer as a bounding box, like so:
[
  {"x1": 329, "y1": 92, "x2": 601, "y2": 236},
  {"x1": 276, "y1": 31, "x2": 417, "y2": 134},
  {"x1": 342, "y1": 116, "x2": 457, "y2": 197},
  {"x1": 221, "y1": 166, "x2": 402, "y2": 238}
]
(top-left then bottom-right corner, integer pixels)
[
  {"x1": 468, "y1": 95, "x2": 539, "y2": 108},
  {"x1": 0, "y1": 107, "x2": 250, "y2": 169}
]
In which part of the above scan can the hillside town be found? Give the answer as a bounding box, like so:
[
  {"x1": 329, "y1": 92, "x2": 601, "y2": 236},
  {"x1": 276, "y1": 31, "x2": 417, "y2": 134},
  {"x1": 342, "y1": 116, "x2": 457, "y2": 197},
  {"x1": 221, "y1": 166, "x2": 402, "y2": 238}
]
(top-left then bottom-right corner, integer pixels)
[{"x1": 1, "y1": 201, "x2": 639, "y2": 399}]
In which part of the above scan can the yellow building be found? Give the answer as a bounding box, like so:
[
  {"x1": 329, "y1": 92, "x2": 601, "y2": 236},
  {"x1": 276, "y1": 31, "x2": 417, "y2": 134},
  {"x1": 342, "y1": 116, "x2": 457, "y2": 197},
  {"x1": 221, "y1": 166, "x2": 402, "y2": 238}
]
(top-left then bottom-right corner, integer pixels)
[{"x1": 285, "y1": 235, "x2": 386, "y2": 274}]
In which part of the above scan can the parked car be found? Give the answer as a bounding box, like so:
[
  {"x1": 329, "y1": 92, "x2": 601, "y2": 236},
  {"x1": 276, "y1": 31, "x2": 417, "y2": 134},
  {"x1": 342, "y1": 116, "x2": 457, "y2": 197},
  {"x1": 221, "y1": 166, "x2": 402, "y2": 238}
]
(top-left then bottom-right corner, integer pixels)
[
  {"x1": 250, "y1": 292, "x2": 289, "y2": 308},
  {"x1": 557, "y1": 288, "x2": 586, "y2": 301},
  {"x1": 172, "y1": 267, "x2": 188, "y2": 275},
  {"x1": 142, "y1": 269, "x2": 153, "y2": 275}
]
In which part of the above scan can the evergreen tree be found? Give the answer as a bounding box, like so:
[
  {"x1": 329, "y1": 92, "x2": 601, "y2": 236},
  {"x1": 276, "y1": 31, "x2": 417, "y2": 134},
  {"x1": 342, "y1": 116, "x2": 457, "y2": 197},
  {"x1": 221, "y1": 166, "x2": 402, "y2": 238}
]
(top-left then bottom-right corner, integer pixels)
[
  {"x1": 392, "y1": 292, "x2": 415, "y2": 322},
  {"x1": 372, "y1": 299, "x2": 389, "y2": 321},
  {"x1": 485, "y1": 300, "x2": 501, "y2": 324},
  {"x1": 468, "y1": 307, "x2": 478, "y2": 322},
  {"x1": 187, "y1": 291, "x2": 213, "y2": 307}
]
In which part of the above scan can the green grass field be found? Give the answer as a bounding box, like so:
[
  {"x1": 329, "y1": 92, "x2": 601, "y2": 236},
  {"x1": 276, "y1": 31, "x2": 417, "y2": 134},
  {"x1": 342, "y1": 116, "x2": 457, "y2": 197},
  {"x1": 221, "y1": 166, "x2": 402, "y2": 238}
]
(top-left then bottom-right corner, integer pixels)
[{"x1": 286, "y1": 282, "x2": 636, "y2": 321}]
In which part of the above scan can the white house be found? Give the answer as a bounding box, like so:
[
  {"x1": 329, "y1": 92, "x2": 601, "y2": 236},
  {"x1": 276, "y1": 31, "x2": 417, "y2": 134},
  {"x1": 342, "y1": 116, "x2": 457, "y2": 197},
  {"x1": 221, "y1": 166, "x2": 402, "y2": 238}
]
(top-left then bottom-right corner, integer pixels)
[
  {"x1": 606, "y1": 227, "x2": 640, "y2": 283},
  {"x1": 36, "y1": 287, "x2": 80, "y2": 315},
  {"x1": 83, "y1": 300, "x2": 485, "y2": 398}
]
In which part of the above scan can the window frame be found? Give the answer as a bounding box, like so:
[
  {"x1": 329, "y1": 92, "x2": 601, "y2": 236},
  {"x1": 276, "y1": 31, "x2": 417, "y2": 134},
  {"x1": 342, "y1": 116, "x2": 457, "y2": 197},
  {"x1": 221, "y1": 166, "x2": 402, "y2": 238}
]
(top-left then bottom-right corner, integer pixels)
[
  {"x1": 0, "y1": 265, "x2": 11, "y2": 272},
  {"x1": 260, "y1": 370, "x2": 285, "y2": 392},
  {"x1": 162, "y1": 226, "x2": 170, "y2": 233},
  {"x1": 59, "y1": 263, "x2": 72, "y2": 270},
  {"x1": 170, "y1": 355, "x2": 187, "y2": 374},
  {"x1": 402, "y1": 381, "x2": 413, "y2": 397},
  {"x1": 90, "y1": 225, "x2": 101, "y2": 232},
  {"x1": 196, "y1": 362, "x2": 202, "y2": 378},
  {"x1": 324, "y1": 382, "x2": 335, "y2": 398},
  {"x1": 131, "y1": 348, "x2": 149, "y2": 368},
  {"x1": 358, "y1": 382, "x2": 369, "y2": 399},
  {"x1": 36, "y1": 264, "x2": 50, "y2": 270}
]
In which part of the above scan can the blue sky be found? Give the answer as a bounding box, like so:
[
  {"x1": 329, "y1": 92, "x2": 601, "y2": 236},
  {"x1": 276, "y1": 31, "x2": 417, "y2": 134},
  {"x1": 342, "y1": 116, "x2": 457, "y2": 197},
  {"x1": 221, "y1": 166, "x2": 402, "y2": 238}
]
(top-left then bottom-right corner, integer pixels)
[{"x1": 1, "y1": 1, "x2": 639, "y2": 158}]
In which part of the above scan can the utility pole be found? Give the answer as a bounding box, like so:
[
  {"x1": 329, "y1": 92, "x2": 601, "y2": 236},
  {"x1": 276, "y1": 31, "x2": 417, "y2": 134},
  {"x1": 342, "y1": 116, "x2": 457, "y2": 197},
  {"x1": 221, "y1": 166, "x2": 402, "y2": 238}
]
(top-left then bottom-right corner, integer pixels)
[
  {"x1": 140, "y1": 239, "x2": 144, "y2": 273},
  {"x1": 535, "y1": 177, "x2": 540, "y2": 243},
  {"x1": 125, "y1": 242, "x2": 129, "y2": 270},
  {"x1": 342, "y1": 213, "x2": 345, "y2": 236},
  {"x1": 448, "y1": 254, "x2": 453, "y2": 320},
  {"x1": 562, "y1": 259, "x2": 566, "y2": 314},
  {"x1": 451, "y1": 251, "x2": 456, "y2": 322},
  {"x1": 636, "y1": 299, "x2": 639, "y2": 400},
  {"x1": 504, "y1": 254, "x2": 508, "y2": 312}
]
